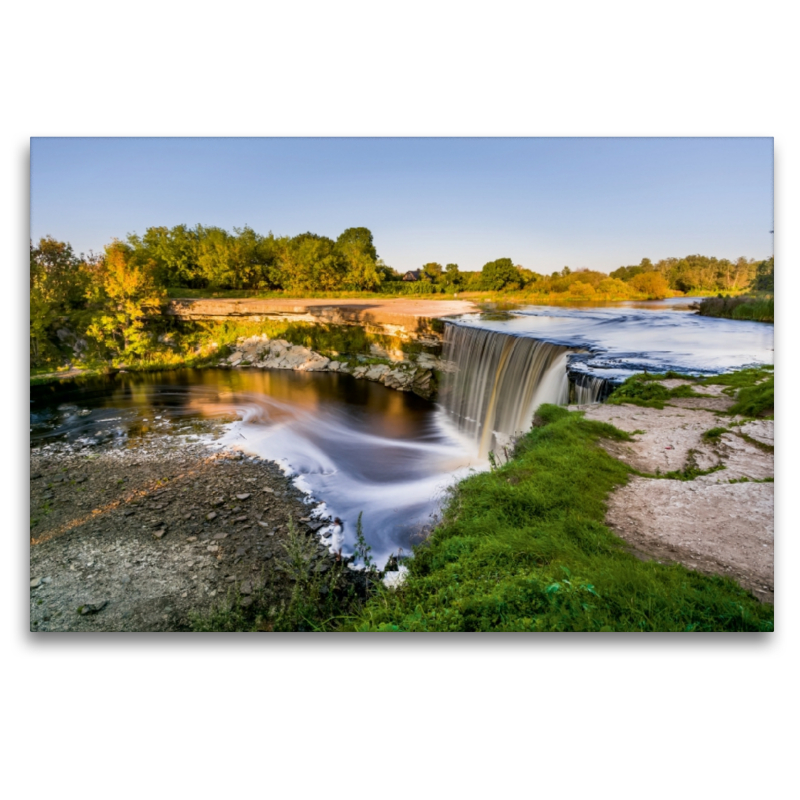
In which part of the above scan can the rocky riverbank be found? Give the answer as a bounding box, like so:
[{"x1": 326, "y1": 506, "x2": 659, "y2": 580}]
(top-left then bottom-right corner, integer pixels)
[
  {"x1": 571, "y1": 378, "x2": 774, "y2": 602},
  {"x1": 29, "y1": 431, "x2": 377, "y2": 632},
  {"x1": 219, "y1": 334, "x2": 445, "y2": 399}
]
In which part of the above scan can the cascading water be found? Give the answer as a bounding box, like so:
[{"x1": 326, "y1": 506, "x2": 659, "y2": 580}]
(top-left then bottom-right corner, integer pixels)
[
  {"x1": 569, "y1": 373, "x2": 612, "y2": 405},
  {"x1": 439, "y1": 324, "x2": 573, "y2": 457}
]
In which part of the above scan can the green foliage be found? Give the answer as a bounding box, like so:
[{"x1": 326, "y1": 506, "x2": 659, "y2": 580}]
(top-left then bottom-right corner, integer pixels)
[
  {"x1": 727, "y1": 378, "x2": 774, "y2": 418},
  {"x1": 697, "y1": 295, "x2": 773, "y2": 323},
  {"x1": 481, "y1": 257, "x2": 520, "y2": 291},
  {"x1": 83, "y1": 240, "x2": 167, "y2": 363},
  {"x1": 607, "y1": 375, "x2": 671, "y2": 408},
  {"x1": 29, "y1": 237, "x2": 92, "y2": 367},
  {"x1": 751, "y1": 257, "x2": 774, "y2": 293},
  {"x1": 702, "y1": 427, "x2": 729, "y2": 441},
  {"x1": 606, "y1": 374, "x2": 705, "y2": 408},
  {"x1": 348, "y1": 405, "x2": 773, "y2": 631}
]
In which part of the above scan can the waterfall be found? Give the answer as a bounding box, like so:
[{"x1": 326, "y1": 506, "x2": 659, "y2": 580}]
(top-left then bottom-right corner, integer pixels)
[
  {"x1": 439, "y1": 324, "x2": 571, "y2": 457},
  {"x1": 569, "y1": 373, "x2": 611, "y2": 405}
]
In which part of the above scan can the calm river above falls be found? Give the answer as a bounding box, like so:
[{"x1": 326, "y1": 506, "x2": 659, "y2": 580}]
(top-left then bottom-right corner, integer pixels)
[{"x1": 30, "y1": 299, "x2": 773, "y2": 564}]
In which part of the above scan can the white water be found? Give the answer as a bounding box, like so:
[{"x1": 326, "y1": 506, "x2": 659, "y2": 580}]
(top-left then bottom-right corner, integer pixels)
[{"x1": 439, "y1": 324, "x2": 574, "y2": 458}]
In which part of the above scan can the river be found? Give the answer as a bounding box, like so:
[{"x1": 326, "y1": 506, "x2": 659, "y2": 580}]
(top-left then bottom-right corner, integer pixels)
[{"x1": 30, "y1": 299, "x2": 773, "y2": 564}]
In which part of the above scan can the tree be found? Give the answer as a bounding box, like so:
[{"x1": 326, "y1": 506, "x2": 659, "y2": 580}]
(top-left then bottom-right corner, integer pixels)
[
  {"x1": 481, "y1": 258, "x2": 519, "y2": 291},
  {"x1": 30, "y1": 237, "x2": 90, "y2": 365},
  {"x1": 443, "y1": 263, "x2": 462, "y2": 290},
  {"x1": 752, "y1": 257, "x2": 774, "y2": 293},
  {"x1": 335, "y1": 227, "x2": 378, "y2": 261},
  {"x1": 630, "y1": 271, "x2": 670, "y2": 299},
  {"x1": 85, "y1": 240, "x2": 166, "y2": 361},
  {"x1": 421, "y1": 262, "x2": 444, "y2": 283},
  {"x1": 335, "y1": 227, "x2": 381, "y2": 291}
]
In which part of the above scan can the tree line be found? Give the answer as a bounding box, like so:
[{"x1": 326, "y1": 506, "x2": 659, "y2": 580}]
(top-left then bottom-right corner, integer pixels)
[{"x1": 29, "y1": 223, "x2": 774, "y2": 369}]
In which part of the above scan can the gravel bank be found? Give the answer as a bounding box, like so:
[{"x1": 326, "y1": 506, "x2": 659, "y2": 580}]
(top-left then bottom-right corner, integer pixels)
[{"x1": 29, "y1": 433, "x2": 353, "y2": 632}]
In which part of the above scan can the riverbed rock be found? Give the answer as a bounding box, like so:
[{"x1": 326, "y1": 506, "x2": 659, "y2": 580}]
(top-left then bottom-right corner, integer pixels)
[{"x1": 79, "y1": 600, "x2": 107, "y2": 615}]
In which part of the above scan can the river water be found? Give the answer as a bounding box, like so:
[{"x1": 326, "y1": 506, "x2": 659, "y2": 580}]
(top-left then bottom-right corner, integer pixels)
[{"x1": 30, "y1": 299, "x2": 773, "y2": 563}]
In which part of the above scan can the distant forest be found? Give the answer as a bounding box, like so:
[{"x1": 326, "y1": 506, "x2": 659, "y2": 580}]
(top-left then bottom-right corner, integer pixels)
[{"x1": 30, "y1": 224, "x2": 774, "y2": 368}]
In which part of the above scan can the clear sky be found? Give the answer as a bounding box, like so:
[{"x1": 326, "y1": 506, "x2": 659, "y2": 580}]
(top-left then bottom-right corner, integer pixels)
[{"x1": 30, "y1": 137, "x2": 773, "y2": 274}]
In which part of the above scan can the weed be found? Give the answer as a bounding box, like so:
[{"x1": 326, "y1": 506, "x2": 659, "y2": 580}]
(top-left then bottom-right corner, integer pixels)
[{"x1": 702, "y1": 427, "x2": 729, "y2": 441}]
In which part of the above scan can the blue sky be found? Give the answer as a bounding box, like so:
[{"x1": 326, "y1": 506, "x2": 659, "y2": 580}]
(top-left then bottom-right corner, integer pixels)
[{"x1": 30, "y1": 137, "x2": 773, "y2": 274}]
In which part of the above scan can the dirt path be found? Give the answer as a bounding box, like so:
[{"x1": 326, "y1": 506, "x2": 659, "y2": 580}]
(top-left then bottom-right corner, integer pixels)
[{"x1": 572, "y1": 383, "x2": 774, "y2": 602}]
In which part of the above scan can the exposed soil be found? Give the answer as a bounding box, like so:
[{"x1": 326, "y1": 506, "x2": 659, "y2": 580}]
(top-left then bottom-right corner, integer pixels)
[
  {"x1": 29, "y1": 434, "x2": 353, "y2": 631},
  {"x1": 572, "y1": 389, "x2": 774, "y2": 602}
]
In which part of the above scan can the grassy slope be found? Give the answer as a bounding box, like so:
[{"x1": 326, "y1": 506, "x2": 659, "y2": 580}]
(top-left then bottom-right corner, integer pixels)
[{"x1": 351, "y1": 403, "x2": 773, "y2": 632}]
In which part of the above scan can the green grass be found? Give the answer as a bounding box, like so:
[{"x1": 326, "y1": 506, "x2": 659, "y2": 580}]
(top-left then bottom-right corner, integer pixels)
[
  {"x1": 697, "y1": 295, "x2": 773, "y2": 323},
  {"x1": 702, "y1": 427, "x2": 729, "y2": 441},
  {"x1": 348, "y1": 404, "x2": 773, "y2": 632},
  {"x1": 606, "y1": 373, "x2": 703, "y2": 409},
  {"x1": 606, "y1": 367, "x2": 774, "y2": 419}
]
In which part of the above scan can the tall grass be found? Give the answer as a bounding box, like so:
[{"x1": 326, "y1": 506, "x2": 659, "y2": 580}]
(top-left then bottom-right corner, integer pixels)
[{"x1": 697, "y1": 295, "x2": 773, "y2": 323}]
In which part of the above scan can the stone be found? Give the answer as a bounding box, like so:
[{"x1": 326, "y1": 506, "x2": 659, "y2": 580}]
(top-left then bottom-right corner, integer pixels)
[
  {"x1": 123, "y1": 509, "x2": 136, "y2": 517},
  {"x1": 153, "y1": 528, "x2": 167, "y2": 539},
  {"x1": 206, "y1": 512, "x2": 218, "y2": 521},
  {"x1": 213, "y1": 533, "x2": 228, "y2": 540},
  {"x1": 186, "y1": 536, "x2": 198, "y2": 542},
  {"x1": 30, "y1": 578, "x2": 42, "y2": 589},
  {"x1": 236, "y1": 493, "x2": 251, "y2": 501},
  {"x1": 79, "y1": 600, "x2": 107, "y2": 615},
  {"x1": 211, "y1": 497, "x2": 225, "y2": 507},
  {"x1": 366, "y1": 364, "x2": 390, "y2": 381},
  {"x1": 262, "y1": 487, "x2": 275, "y2": 493},
  {"x1": 207, "y1": 545, "x2": 219, "y2": 553},
  {"x1": 239, "y1": 580, "x2": 253, "y2": 595}
]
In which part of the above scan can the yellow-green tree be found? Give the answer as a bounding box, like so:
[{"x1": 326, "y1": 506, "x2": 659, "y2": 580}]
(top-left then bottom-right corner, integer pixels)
[
  {"x1": 630, "y1": 271, "x2": 670, "y2": 299},
  {"x1": 85, "y1": 240, "x2": 166, "y2": 362}
]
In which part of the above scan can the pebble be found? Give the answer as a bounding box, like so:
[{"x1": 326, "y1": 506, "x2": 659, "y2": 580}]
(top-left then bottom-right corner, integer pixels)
[
  {"x1": 213, "y1": 533, "x2": 228, "y2": 540},
  {"x1": 123, "y1": 509, "x2": 135, "y2": 516},
  {"x1": 153, "y1": 528, "x2": 167, "y2": 539},
  {"x1": 30, "y1": 578, "x2": 42, "y2": 589},
  {"x1": 79, "y1": 600, "x2": 107, "y2": 615},
  {"x1": 262, "y1": 487, "x2": 275, "y2": 494},
  {"x1": 206, "y1": 512, "x2": 218, "y2": 521},
  {"x1": 207, "y1": 545, "x2": 219, "y2": 553},
  {"x1": 211, "y1": 497, "x2": 225, "y2": 507},
  {"x1": 236, "y1": 493, "x2": 251, "y2": 501},
  {"x1": 186, "y1": 536, "x2": 198, "y2": 543}
]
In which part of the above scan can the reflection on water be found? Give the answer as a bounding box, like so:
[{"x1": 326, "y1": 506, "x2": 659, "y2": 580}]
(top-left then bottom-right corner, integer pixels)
[{"x1": 30, "y1": 369, "x2": 483, "y2": 563}]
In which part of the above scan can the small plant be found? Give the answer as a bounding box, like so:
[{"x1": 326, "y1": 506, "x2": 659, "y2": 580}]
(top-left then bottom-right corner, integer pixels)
[
  {"x1": 353, "y1": 512, "x2": 377, "y2": 573},
  {"x1": 702, "y1": 427, "x2": 728, "y2": 441}
]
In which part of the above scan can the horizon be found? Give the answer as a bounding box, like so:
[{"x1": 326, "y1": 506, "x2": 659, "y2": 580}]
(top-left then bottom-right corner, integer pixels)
[{"x1": 30, "y1": 137, "x2": 774, "y2": 274}]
